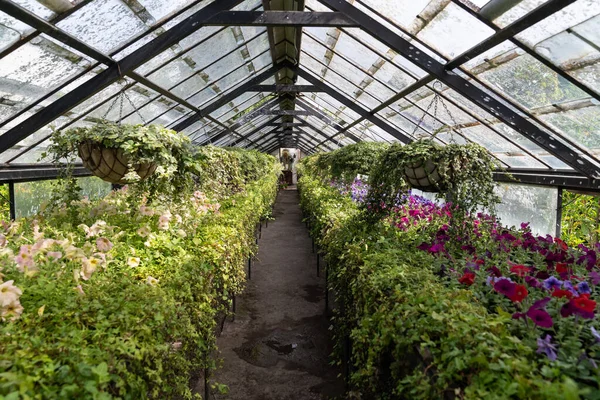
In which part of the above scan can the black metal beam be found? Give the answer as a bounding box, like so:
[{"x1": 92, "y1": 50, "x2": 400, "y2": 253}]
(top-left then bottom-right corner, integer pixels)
[
  {"x1": 449, "y1": 0, "x2": 600, "y2": 103},
  {"x1": 267, "y1": 122, "x2": 306, "y2": 127},
  {"x1": 0, "y1": 165, "x2": 91, "y2": 184},
  {"x1": 220, "y1": 117, "x2": 281, "y2": 146},
  {"x1": 205, "y1": 11, "x2": 358, "y2": 27},
  {"x1": 253, "y1": 110, "x2": 313, "y2": 116},
  {"x1": 320, "y1": 0, "x2": 600, "y2": 179},
  {"x1": 195, "y1": 98, "x2": 280, "y2": 145},
  {"x1": 248, "y1": 85, "x2": 323, "y2": 92},
  {"x1": 295, "y1": 98, "x2": 362, "y2": 143},
  {"x1": 172, "y1": 63, "x2": 285, "y2": 132},
  {"x1": 298, "y1": 69, "x2": 412, "y2": 144},
  {"x1": 494, "y1": 171, "x2": 600, "y2": 192},
  {"x1": 445, "y1": 0, "x2": 577, "y2": 70},
  {"x1": 0, "y1": 0, "x2": 246, "y2": 154}
]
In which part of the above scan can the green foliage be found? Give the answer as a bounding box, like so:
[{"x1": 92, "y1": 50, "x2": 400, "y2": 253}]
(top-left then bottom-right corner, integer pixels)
[
  {"x1": 314, "y1": 142, "x2": 389, "y2": 184},
  {"x1": 297, "y1": 170, "x2": 589, "y2": 400},
  {"x1": 45, "y1": 121, "x2": 198, "y2": 202},
  {"x1": 0, "y1": 150, "x2": 279, "y2": 399},
  {"x1": 369, "y1": 140, "x2": 500, "y2": 216},
  {"x1": 0, "y1": 184, "x2": 9, "y2": 220},
  {"x1": 562, "y1": 191, "x2": 600, "y2": 247}
]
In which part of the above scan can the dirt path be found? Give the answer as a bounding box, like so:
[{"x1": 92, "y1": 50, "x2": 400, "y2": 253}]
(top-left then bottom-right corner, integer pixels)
[{"x1": 204, "y1": 188, "x2": 343, "y2": 400}]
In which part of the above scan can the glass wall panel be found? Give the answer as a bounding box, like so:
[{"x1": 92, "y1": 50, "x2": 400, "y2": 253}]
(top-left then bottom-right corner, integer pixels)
[
  {"x1": 14, "y1": 177, "x2": 111, "y2": 218},
  {"x1": 494, "y1": 183, "x2": 558, "y2": 236}
]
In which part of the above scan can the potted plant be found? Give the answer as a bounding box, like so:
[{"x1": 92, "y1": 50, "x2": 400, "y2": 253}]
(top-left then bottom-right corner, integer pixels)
[
  {"x1": 46, "y1": 121, "x2": 192, "y2": 185},
  {"x1": 368, "y1": 139, "x2": 500, "y2": 217}
]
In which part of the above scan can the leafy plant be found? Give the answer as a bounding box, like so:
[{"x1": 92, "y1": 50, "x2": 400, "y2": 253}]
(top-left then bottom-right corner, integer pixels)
[
  {"x1": 44, "y1": 121, "x2": 198, "y2": 204},
  {"x1": 315, "y1": 142, "x2": 389, "y2": 184},
  {"x1": 0, "y1": 149, "x2": 279, "y2": 399},
  {"x1": 367, "y1": 140, "x2": 500, "y2": 219}
]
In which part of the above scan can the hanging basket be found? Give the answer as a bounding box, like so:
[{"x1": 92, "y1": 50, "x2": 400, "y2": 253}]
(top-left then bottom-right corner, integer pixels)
[
  {"x1": 78, "y1": 141, "x2": 157, "y2": 184},
  {"x1": 403, "y1": 158, "x2": 447, "y2": 192}
]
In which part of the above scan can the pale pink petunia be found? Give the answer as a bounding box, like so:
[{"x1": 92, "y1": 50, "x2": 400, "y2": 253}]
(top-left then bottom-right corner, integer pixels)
[
  {"x1": 0, "y1": 280, "x2": 22, "y2": 307},
  {"x1": 47, "y1": 251, "x2": 62, "y2": 260},
  {"x1": 96, "y1": 237, "x2": 113, "y2": 252},
  {"x1": 1, "y1": 299, "x2": 24, "y2": 321}
]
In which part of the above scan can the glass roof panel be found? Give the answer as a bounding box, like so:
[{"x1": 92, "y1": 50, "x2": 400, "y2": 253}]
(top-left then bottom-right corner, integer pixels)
[
  {"x1": 539, "y1": 105, "x2": 600, "y2": 153},
  {"x1": 0, "y1": 38, "x2": 92, "y2": 125},
  {"x1": 417, "y1": 2, "x2": 495, "y2": 58},
  {"x1": 477, "y1": 53, "x2": 589, "y2": 110},
  {"x1": 516, "y1": 1, "x2": 600, "y2": 46},
  {"x1": 57, "y1": 0, "x2": 149, "y2": 53}
]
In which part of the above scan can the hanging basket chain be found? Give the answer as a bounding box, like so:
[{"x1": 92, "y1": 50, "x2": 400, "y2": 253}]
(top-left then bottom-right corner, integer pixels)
[
  {"x1": 101, "y1": 79, "x2": 147, "y2": 125},
  {"x1": 410, "y1": 81, "x2": 462, "y2": 143}
]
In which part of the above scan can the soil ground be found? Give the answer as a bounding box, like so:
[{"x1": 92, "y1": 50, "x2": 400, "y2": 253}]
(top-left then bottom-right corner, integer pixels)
[{"x1": 199, "y1": 188, "x2": 344, "y2": 400}]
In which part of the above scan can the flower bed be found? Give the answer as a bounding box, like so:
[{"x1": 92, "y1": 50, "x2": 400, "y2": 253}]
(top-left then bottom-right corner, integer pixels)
[
  {"x1": 0, "y1": 148, "x2": 278, "y2": 399},
  {"x1": 299, "y1": 169, "x2": 600, "y2": 398}
]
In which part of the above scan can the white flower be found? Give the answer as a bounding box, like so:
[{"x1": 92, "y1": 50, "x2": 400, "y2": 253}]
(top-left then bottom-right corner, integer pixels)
[
  {"x1": 96, "y1": 237, "x2": 113, "y2": 252},
  {"x1": 137, "y1": 226, "x2": 151, "y2": 237},
  {"x1": 1, "y1": 299, "x2": 24, "y2": 321},
  {"x1": 176, "y1": 229, "x2": 187, "y2": 238},
  {"x1": 139, "y1": 205, "x2": 154, "y2": 217},
  {"x1": 127, "y1": 257, "x2": 140, "y2": 268},
  {"x1": 80, "y1": 257, "x2": 100, "y2": 280},
  {"x1": 146, "y1": 276, "x2": 159, "y2": 286},
  {"x1": 0, "y1": 234, "x2": 6, "y2": 248},
  {"x1": 47, "y1": 251, "x2": 62, "y2": 260},
  {"x1": 0, "y1": 280, "x2": 22, "y2": 307}
]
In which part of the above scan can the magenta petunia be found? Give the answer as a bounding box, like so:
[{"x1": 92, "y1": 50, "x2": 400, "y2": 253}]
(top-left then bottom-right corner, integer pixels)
[
  {"x1": 527, "y1": 309, "x2": 554, "y2": 328},
  {"x1": 494, "y1": 278, "x2": 516, "y2": 298}
]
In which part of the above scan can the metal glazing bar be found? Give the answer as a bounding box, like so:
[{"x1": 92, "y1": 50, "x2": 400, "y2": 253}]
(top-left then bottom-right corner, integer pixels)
[
  {"x1": 205, "y1": 11, "x2": 359, "y2": 27},
  {"x1": 171, "y1": 63, "x2": 286, "y2": 131},
  {"x1": 0, "y1": 0, "x2": 247, "y2": 154},
  {"x1": 445, "y1": 0, "x2": 578, "y2": 70},
  {"x1": 320, "y1": 0, "x2": 600, "y2": 178},
  {"x1": 449, "y1": 0, "x2": 600, "y2": 103}
]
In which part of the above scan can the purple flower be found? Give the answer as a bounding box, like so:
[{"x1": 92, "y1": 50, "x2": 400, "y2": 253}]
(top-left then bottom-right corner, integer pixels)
[
  {"x1": 494, "y1": 278, "x2": 516, "y2": 297},
  {"x1": 563, "y1": 281, "x2": 579, "y2": 297},
  {"x1": 531, "y1": 297, "x2": 551, "y2": 310},
  {"x1": 591, "y1": 327, "x2": 600, "y2": 343},
  {"x1": 512, "y1": 312, "x2": 526, "y2": 320},
  {"x1": 487, "y1": 266, "x2": 502, "y2": 277},
  {"x1": 543, "y1": 276, "x2": 563, "y2": 291},
  {"x1": 577, "y1": 282, "x2": 591, "y2": 295},
  {"x1": 527, "y1": 309, "x2": 554, "y2": 328},
  {"x1": 525, "y1": 276, "x2": 541, "y2": 288},
  {"x1": 536, "y1": 334, "x2": 558, "y2": 361},
  {"x1": 590, "y1": 271, "x2": 600, "y2": 286}
]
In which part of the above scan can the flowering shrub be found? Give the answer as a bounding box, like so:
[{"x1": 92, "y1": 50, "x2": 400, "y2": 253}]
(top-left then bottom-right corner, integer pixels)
[
  {"x1": 299, "y1": 165, "x2": 600, "y2": 398},
  {"x1": 0, "y1": 149, "x2": 279, "y2": 398}
]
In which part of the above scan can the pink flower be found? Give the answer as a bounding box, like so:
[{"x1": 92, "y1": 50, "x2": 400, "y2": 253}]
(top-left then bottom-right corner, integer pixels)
[
  {"x1": 0, "y1": 280, "x2": 22, "y2": 307},
  {"x1": 47, "y1": 251, "x2": 62, "y2": 260},
  {"x1": 96, "y1": 237, "x2": 113, "y2": 252},
  {"x1": 139, "y1": 205, "x2": 154, "y2": 216},
  {"x1": 14, "y1": 245, "x2": 35, "y2": 272}
]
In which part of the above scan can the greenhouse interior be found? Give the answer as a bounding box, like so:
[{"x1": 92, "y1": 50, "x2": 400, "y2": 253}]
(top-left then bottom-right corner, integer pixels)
[{"x1": 2, "y1": 0, "x2": 600, "y2": 398}]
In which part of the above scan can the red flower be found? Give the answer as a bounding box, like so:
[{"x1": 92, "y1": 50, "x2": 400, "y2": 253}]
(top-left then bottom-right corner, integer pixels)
[
  {"x1": 556, "y1": 262, "x2": 570, "y2": 274},
  {"x1": 573, "y1": 294, "x2": 596, "y2": 313},
  {"x1": 459, "y1": 272, "x2": 475, "y2": 286},
  {"x1": 555, "y1": 238, "x2": 568, "y2": 251},
  {"x1": 509, "y1": 284, "x2": 528, "y2": 302},
  {"x1": 552, "y1": 289, "x2": 574, "y2": 299},
  {"x1": 510, "y1": 265, "x2": 532, "y2": 277}
]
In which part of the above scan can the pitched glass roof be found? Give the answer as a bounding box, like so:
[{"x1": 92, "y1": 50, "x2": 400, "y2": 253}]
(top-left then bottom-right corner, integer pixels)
[{"x1": 0, "y1": 0, "x2": 599, "y2": 186}]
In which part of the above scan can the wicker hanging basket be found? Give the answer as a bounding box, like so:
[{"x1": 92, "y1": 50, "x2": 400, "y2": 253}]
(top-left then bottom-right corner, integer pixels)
[
  {"x1": 78, "y1": 141, "x2": 157, "y2": 184},
  {"x1": 403, "y1": 158, "x2": 447, "y2": 192}
]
